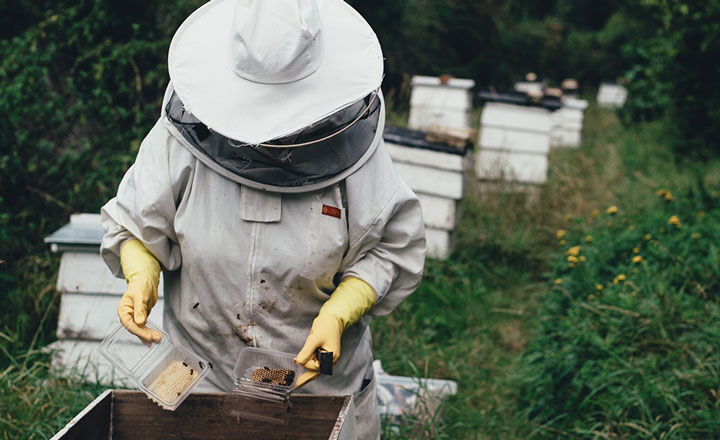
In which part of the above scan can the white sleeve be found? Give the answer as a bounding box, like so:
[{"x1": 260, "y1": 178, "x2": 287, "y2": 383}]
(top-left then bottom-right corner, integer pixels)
[
  {"x1": 341, "y1": 143, "x2": 427, "y2": 316},
  {"x1": 100, "y1": 120, "x2": 194, "y2": 278}
]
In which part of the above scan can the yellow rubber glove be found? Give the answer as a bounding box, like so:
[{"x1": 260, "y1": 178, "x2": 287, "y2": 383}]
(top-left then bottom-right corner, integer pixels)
[
  {"x1": 118, "y1": 239, "x2": 163, "y2": 344},
  {"x1": 294, "y1": 277, "x2": 376, "y2": 389}
]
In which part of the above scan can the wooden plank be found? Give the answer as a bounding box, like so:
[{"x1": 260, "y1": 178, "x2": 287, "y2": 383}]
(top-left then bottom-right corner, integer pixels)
[
  {"x1": 478, "y1": 126, "x2": 551, "y2": 154},
  {"x1": 57, "y1": 252, "x2": 164, "y2": 296},
  {"x1": 111, "y1": 391, "x2": 349, "y2": 440},
  {"x1": 393, "y1": 162, "x2": 465, "y2": 200},
  {"x1": 57, "y1": 292, "x2": 165, "y2": 340},
  {"x1": 475, "y1": 149, "x2": 549, "y2": 184},
  {"x1": 426, "y1": 228, "x2": 456, "y2": 260},
  {"x1": 51, "y1": 389, "x2": 112, "y2": 440},
  {"x1": 416, "y1": 193, "x2": 461, "y2": 231},
  {"x1": 480, "y1": 102, "x2": 551, "y2": 132},
  {"x1": 408, "y1": 107, "x2": 471, "y2": 131},
  {"x1": 386, "y1": 141, "x2": 468, "y2": 172}
]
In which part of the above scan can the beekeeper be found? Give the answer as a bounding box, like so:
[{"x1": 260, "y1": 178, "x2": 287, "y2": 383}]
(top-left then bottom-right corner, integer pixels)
[{"x1": 99, "y1": 0, "x2": 425, "y2": 438}]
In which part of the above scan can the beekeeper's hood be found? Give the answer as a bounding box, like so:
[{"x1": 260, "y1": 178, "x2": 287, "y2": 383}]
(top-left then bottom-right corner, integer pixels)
[{"x1": 162, "y1": 0, "x2": 385, "y2": 193}]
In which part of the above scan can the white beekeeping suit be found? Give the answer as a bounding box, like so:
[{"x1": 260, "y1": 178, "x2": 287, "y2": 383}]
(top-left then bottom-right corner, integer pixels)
[{"x1": 99, "y1": 1, "x2": 426, "y2": 438}]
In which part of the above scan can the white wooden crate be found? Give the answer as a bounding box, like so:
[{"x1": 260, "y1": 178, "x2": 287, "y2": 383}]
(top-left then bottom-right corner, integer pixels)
[
  {"x1": 479, "y1": 126, "x2": 551, "y2": 154},
  {"x1": 476, "y1": 102, "x2": 551, "y2": 184},
  {"x1": 597, "y1": 83, "x2": 627, "y2": 108},
  {"x1": 408, "y1": 75, "x2": 475, "y2": 131},
  {"x1": 475, "y1": 148, "x2": 549, "y2": 184},
  {"x1": 480, "y1": 102, "x2": 551, "y2": 132}
]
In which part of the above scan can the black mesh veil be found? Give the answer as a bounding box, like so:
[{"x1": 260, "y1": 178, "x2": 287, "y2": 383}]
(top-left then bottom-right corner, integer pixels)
[{"x1": 165, "y1": 91, "x2": 381, "y2": 188}]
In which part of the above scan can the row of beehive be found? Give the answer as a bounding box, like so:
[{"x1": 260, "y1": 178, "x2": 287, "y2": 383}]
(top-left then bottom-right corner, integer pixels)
[{"x1": 388, "y1": 76, "x2": 593, "y2": 259}]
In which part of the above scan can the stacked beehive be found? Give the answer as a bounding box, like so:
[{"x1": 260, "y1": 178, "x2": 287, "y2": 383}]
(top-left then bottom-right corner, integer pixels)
[
  {"x1": 475, "y1": 92, "x2": 559, "y2": 185},
  {"x1": 45, "y1": 213, "x2": 165, "y2": 385},
  {"x1": 408, "y1": 75, "x2": 475, "y2": 130},
  {"x1": 597, "y1": 82, "x2": 627, "y2": 108},
  {"x1": 390, "y1": 75, "x2": 476, "y2": 259},
  {"x1": 384, "y1": 127, "x2": 472, "y2": 259},
  {"x1": 550, "y1": 97, "x2": 589, "y2": 149}
]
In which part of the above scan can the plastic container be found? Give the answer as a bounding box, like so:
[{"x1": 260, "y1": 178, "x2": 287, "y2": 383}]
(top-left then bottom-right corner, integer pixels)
[
  {"x1": 98, "y1": 321, "x2": 209, "y2": 411},
  {"x1": 224, "y1": 347, "x2": 305, "y2": 424}
]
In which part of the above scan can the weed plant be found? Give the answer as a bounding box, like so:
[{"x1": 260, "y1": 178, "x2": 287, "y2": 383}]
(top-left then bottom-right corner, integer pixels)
[{"x1": 516, "y1": 184, "x2": 720, "y2": 437}]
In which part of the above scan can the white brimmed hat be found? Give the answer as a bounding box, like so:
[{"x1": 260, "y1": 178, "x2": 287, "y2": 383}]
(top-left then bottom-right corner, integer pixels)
[{"x1": 168, "y1": 0, "x2": 384, "y2": 145}]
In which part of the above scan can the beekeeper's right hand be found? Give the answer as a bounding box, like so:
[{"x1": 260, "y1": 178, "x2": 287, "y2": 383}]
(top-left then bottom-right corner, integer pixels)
[{"x1": 118, "y1": 239, "x2": 163, "y2": 344}]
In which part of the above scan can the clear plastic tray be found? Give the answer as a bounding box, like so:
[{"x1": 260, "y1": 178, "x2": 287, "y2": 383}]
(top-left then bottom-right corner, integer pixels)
[
  {"x1": 98, "y1": 320, "x2": 209, "y2": 411},
  {"x1": 224, "y1": 347, "x2": 305, "y2": 423}
]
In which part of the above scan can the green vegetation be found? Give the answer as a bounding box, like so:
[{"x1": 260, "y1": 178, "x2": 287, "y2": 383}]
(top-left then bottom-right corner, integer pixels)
[
  {"x1": 2, "y1": 1, "x2": 720, "y2": 439},
  {"x1": 372, "y1": 105, "x2": 720, "y2": 438}
]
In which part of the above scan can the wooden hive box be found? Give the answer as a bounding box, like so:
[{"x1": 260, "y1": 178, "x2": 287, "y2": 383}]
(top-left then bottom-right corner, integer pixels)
[
  {"x1": 51, "y1": 390, "x2": 356, "y2": 440},
  {"x1": 550, "y1": 97, "x2": 588, "y2": 149},
  {"x1": 475, "y1": 98, "x2": 554, "y2": 185},
  {"x1": 45, "y1": 214, "x2": 166, "y2": 385},
  {"x1": 597, "y1": 83, "x2": 627, "y2": 108},
  {"x1": 408, "y1": 75, "x2": 475, "y2": 131},
  {"x1": 383, "y1": 126, "x2": 472, "y2": 260}
]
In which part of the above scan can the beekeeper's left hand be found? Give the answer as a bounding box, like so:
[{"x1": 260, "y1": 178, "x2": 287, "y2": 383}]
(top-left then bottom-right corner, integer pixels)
[{"x1": 294, "y1": 277, "x2": 375, "y2": 389}]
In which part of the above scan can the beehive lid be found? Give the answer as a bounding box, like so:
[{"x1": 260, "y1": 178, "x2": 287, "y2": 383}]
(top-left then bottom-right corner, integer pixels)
[
  {"x1": 383, "y1": 126, "x2": 471, "y2": 155},
  {"x1": 478, "y1": 90, "x2": 562, "y2": 111},
  {"x1": 44, "y1": 213, "x2": 104, "y2": 253}
]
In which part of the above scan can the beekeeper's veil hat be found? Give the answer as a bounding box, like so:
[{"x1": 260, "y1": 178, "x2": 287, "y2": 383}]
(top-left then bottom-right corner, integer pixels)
[{"x1": 164, "y1": 0, "x2": 385, "y2": 192}]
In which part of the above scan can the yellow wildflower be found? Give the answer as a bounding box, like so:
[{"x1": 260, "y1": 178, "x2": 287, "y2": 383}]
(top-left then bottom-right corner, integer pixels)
[
  {"x1": 643, "y1": 234, "x2": 652, "y2": 241},
  {"x1": 565, "y1": 213, "x2": 574, "y2": 222},
  {"x1": 579, "y1": 255, "x2": 586, "y2": 262},
  {"x1": 567, "y1": 255, "x2": 579, "y2": 264},
  {"x1": 668, "y1": 215, "x2": 681, "y2": 228},
  {"x1": 691, "y1": 232, "x2": 701, "y2": 240},
  {"x1": 632, "y1": 255, "x2": 643, "y2": 264},
  {"x1": 585, "y1": 236, "x2": 593, "y2": 243},
  {"x1": 559, "y1": 239, "x2": 567, "y2": 246},
  {"x1": 566, "y1": 246, "x2": 581, "y2": 256},
  {"x1": 569, "y1": 263, "x2": 576, "y2": 268},
  {"x1": 587, "y1": 294, "x2": 595, "y2": 300},
  {"x1": 655, "y1": 189, "x2": 668, "y2": 197},
  {"x1": 595, "y1": 284, "x2": 604, "y2": 291},
  {"x1": 592, "y1": 208, "x2": 600, "y2": 217},
  {"x1": 554, "y1": 278, "x2": 563, "y2": 285},
  {"x1": 664, "y1": 192, "x2": 673, "y2": 202},
  {"x1": 613, "y1": 274, "x2": 626, "y2": 284},
  {"x1": 628, "y1": 225, "x2": 635, "y2": 231},
  {"x1": 606, "y1": 205, "x2": 619, "y2": 215},
  {"x1": 556, "y1": 229, "x2": 567, "y2": 239},
  {"x1": 633, "y1": 247, "x2": 640, "y2": 254}
]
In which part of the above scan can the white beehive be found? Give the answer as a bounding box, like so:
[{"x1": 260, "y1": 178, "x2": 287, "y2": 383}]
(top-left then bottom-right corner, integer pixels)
[
  {"x1": 475, "y1": 102, "x2": 552, "y2": 185},
  {"x1": 514, "y1": 81, "x2": 544, "y2": 97},
  {"x1": 597, "y1": 83, "x2": 627, "y2": 108},
  {"x1": 384, "y1": 127, "x2": 472, "y2": 260},
  {"x1": 408, "y1": 75, "x2": 475, "y2": 131},
  {"x1": 550, "y1": 97, "x2": 588, "y2": 149},
  {"x1": 45, "y1": 213, "x2": 165, "y2": 385}
]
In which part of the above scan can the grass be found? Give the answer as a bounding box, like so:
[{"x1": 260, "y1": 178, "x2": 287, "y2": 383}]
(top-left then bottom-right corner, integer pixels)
[{"x1": 2, "y1": 101, "x2": 719, "y2": 438}]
